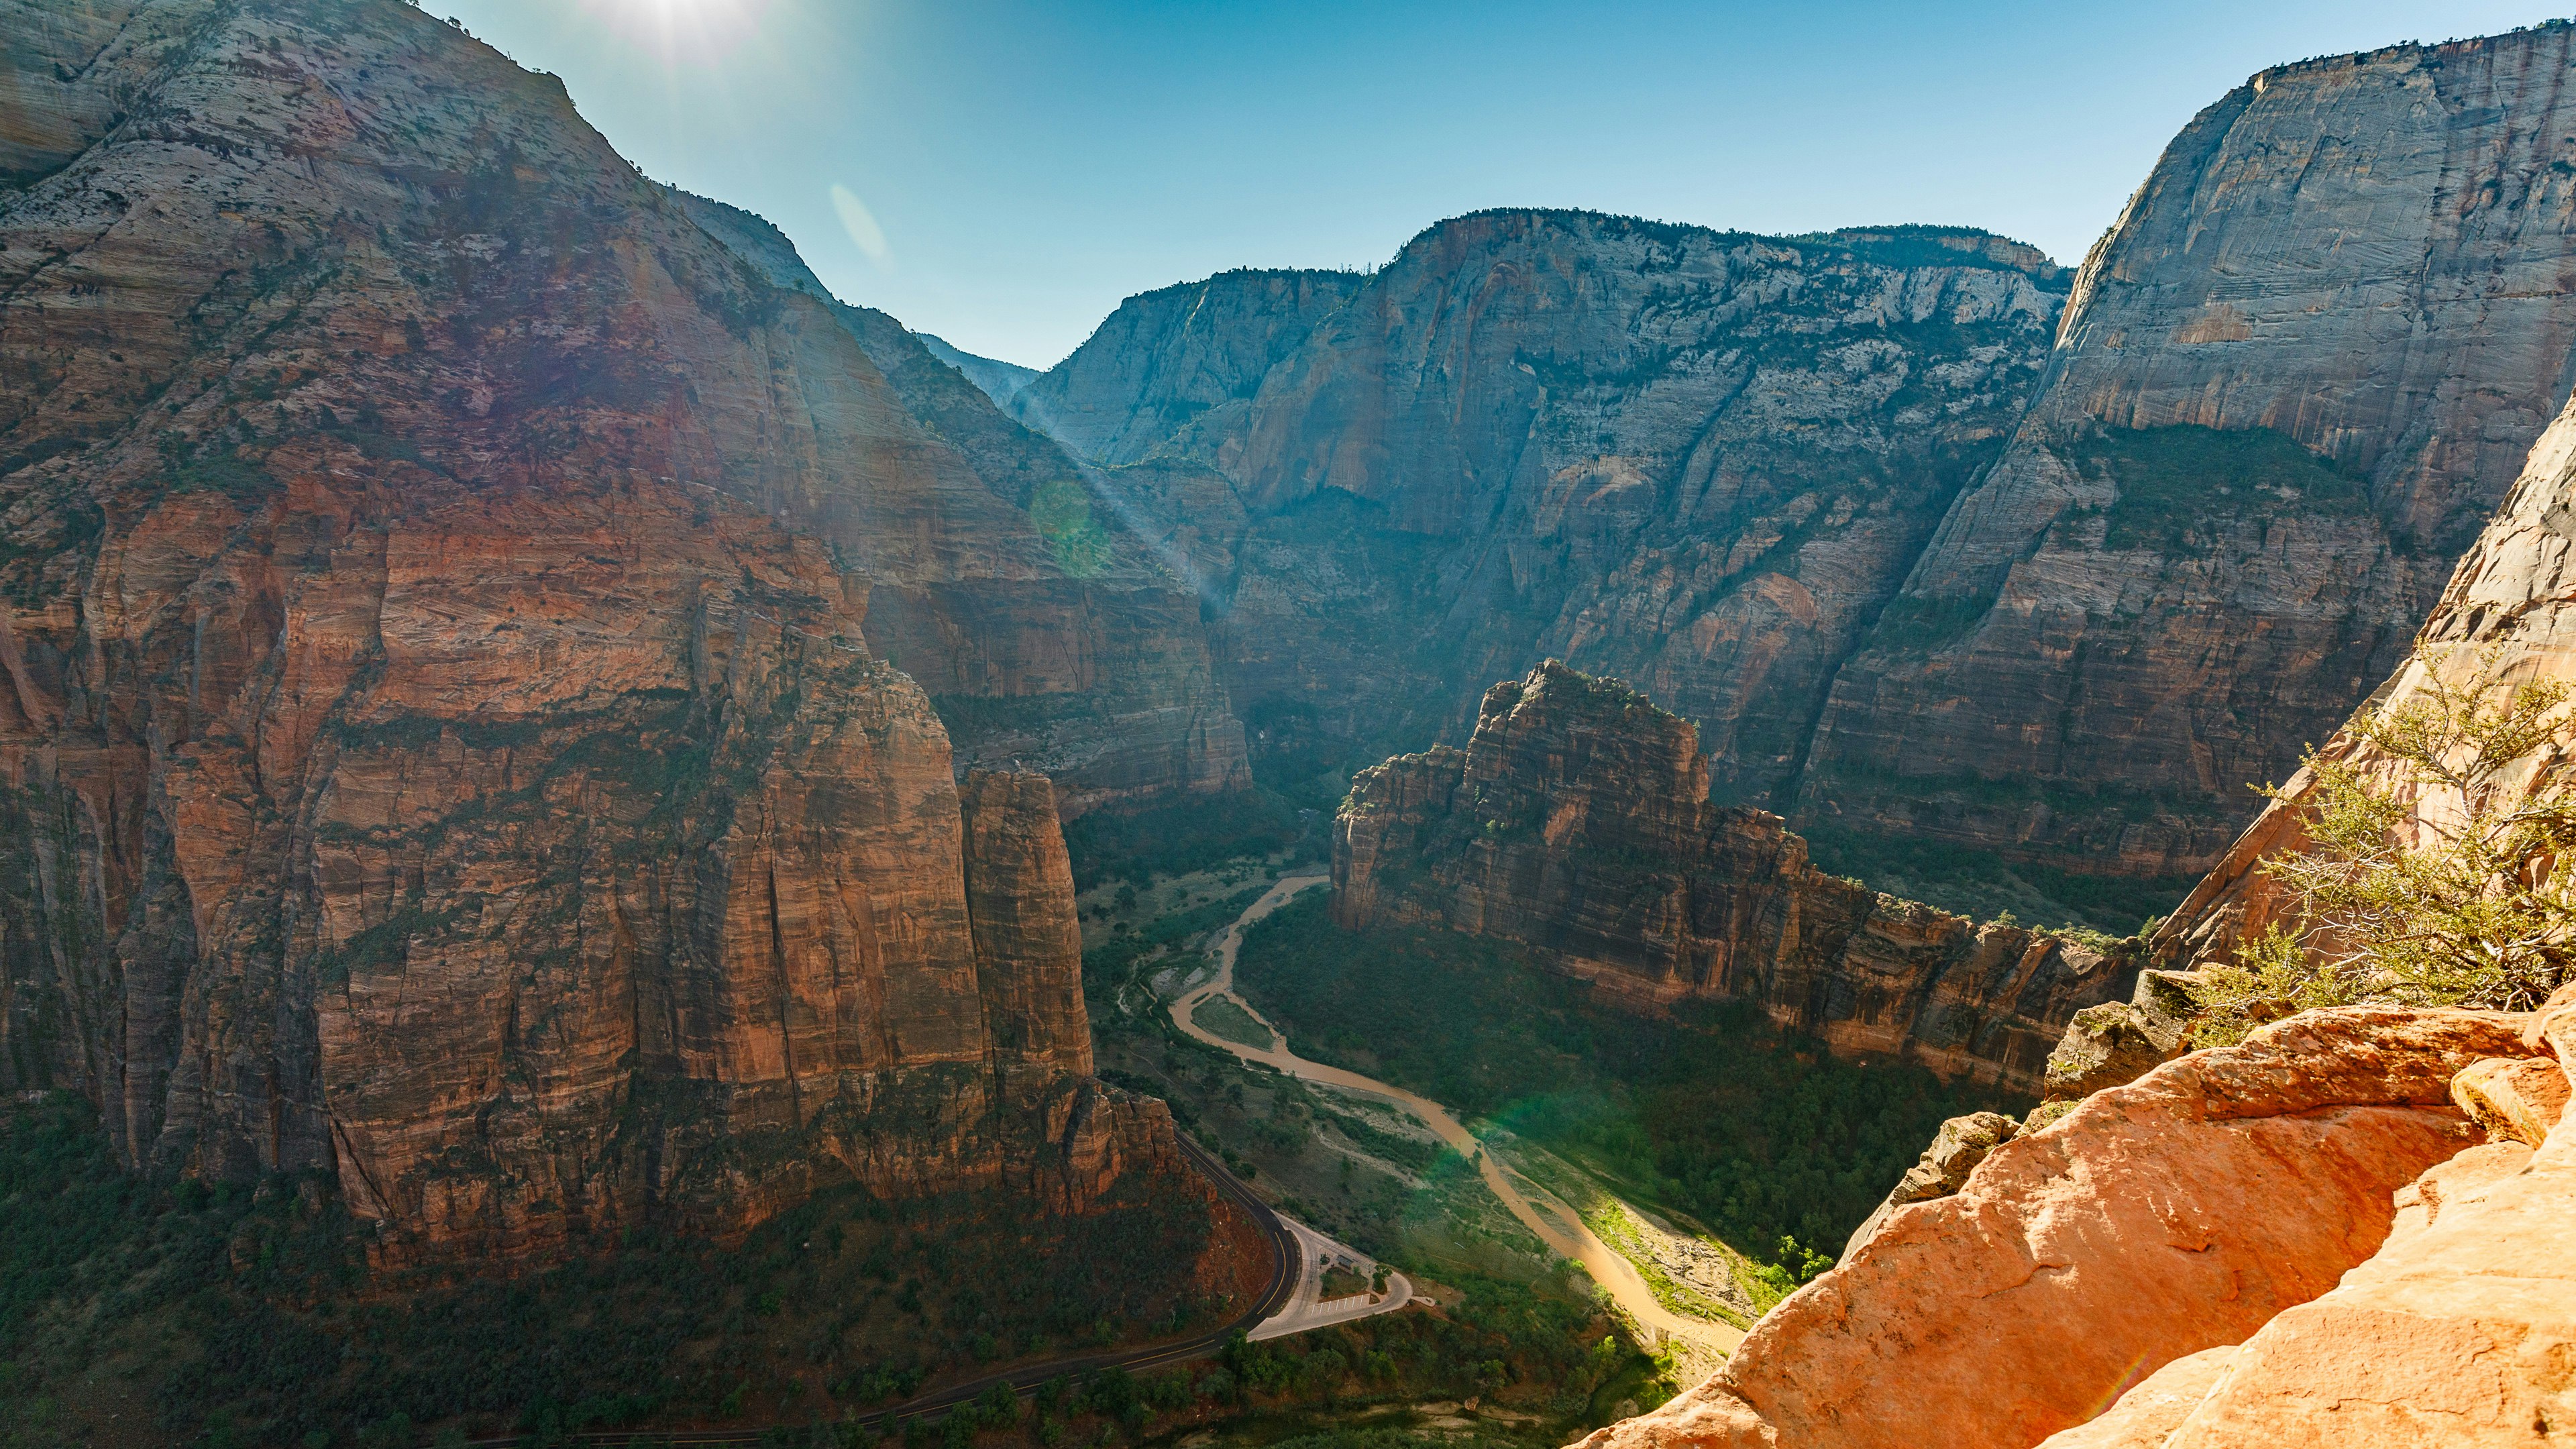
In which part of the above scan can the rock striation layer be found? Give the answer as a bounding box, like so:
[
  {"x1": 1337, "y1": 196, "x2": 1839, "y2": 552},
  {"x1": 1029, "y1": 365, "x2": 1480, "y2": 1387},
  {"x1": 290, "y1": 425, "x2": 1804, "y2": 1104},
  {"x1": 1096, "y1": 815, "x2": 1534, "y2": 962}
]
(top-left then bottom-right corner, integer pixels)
[
  {"x1": 1805, "y1": 23, "x2": 2576, "y2": 877},
  {"x1": 1032, "y1": 215, "x2": 2068, "y2": 806},
  {"x1": 0, "y1": 0, "x2": 1240, "y2": 1263},
  {"x1": 1332, "y1": 662, "x2": 2129, "y2": 1089},
  {"x1": 665, "y1": 191, "x2": 1249, "y2": 816},
  {"x1": 2157, "y1": 338, "x2": 2576, "y2": 970}
]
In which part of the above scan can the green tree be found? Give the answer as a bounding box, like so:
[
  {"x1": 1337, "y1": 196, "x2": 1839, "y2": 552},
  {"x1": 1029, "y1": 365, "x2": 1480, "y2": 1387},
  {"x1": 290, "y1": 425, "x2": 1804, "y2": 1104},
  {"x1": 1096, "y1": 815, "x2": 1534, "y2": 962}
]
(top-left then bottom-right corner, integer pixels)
[{"x1": 2200, "y1": 646, "x2": 2576, "y2": 1044}]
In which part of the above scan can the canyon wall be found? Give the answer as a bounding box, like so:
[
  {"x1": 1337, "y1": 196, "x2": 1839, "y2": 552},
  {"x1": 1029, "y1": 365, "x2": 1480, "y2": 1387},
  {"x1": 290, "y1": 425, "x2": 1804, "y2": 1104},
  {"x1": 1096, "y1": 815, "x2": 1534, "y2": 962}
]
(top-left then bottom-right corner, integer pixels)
[
  {"x1": 669, "y1": 191, "x2": 1249, "y2": 817},
  {"x1": 0, "y1": 0, "x2": 1230, "y2": 1261},
  {"x1": 1009, "y1": 268, "x2": 1368, "y2": 468},
  {"x1": 1805, "y1": 23, "x2": 2576, "y2": 877},
  {"x1": 2157, "y1": 351, "x2": 2576, "y2": 969},
  {"x1": 1035, "y1": 215, "x2": 2067, "y2": 804},
  {"x1": 1332, "y1": 662, "x2": 2129, "y2": 1090}
]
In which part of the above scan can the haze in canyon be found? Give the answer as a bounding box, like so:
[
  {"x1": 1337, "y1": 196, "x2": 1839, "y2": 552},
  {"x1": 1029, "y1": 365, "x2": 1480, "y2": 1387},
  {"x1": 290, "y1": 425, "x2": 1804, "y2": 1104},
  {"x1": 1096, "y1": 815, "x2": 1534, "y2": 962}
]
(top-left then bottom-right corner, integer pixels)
[{"x1": 3, "y1": 4, "x2": 2574, "y2": 1449}]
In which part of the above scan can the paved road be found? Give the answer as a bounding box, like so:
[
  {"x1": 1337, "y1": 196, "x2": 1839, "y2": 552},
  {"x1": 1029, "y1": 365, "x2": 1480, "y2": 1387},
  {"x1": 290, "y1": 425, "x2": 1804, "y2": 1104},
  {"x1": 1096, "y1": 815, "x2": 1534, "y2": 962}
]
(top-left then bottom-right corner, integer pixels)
[
  {"x1": 1249, "y1": 1216, "x2": 1412, "y2": 1342},
  {"x1": 1171, "y1": 873, "x2": 1743, "y2": 1356},
  {"x1": 464, "y1": 1124, "x2": 1301, "y2": 1446}
]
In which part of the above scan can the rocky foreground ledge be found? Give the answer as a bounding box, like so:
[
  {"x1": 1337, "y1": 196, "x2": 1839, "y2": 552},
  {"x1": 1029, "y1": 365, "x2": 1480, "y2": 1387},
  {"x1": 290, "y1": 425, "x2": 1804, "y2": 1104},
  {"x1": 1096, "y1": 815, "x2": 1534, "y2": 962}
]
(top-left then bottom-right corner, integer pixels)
[{"x1": 1572, "y1": 996, "x2": 2576, "y2": 1448}]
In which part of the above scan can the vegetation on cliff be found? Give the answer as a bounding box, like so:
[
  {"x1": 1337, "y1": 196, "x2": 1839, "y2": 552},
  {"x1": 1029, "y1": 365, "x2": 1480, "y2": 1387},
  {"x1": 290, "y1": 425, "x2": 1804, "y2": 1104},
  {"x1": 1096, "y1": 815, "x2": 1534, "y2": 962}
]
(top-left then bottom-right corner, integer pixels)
[
  {"x1": 1232, "y1": 896, "x2": 2017, "y2": 1283},
  {"x1": 2202, "y1": 647, "x2": 2576, "y2": 1042},
  {"x1": 0, "y1": 1093, "x2": 1240, "y2": 1447}
]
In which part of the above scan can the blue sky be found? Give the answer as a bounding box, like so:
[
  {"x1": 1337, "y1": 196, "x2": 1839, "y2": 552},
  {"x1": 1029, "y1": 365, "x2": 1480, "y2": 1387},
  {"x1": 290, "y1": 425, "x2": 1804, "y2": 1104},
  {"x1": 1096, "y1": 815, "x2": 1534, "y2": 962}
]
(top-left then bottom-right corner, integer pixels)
[{"x1": 439, "y1": 1, "x2": 2565, "y2": 369}]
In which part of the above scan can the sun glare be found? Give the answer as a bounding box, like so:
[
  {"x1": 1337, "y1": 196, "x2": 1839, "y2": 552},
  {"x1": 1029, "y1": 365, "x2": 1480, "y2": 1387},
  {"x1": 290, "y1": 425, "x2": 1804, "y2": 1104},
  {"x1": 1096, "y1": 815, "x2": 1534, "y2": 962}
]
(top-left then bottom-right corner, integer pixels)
[{"x1": 578, "y1": 0, "x2": 777, "y2": 64}]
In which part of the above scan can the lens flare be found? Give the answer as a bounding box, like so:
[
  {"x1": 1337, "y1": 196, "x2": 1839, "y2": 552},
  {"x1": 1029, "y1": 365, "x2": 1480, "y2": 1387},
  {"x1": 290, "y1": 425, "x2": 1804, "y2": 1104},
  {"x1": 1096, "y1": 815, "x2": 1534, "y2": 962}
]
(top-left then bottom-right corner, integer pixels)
[
  {"x1": 576, "y1": 0, "x2": 775, "y2": 64},
  {"x1": 830, "y1": 183, "x2": 892, "y2": 267}
]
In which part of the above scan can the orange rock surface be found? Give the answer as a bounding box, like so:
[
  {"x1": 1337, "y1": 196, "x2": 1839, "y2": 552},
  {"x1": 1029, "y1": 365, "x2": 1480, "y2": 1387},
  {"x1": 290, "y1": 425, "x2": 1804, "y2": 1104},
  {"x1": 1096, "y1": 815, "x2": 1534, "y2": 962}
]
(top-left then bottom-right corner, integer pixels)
[{"x1": 1571, "y1": 1008, "x2": 2534, "y2": 1449}]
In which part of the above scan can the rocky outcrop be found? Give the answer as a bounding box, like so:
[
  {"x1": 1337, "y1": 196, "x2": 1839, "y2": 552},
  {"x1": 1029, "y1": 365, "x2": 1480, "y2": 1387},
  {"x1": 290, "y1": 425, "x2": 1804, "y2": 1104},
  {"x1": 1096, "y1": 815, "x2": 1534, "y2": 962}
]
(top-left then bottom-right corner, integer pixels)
[
  {"x1": 1805, "y1": 23, "x2": 2576, "y2": 877},
  {"x1": 1033, "y1": 215, "x2": 2066, "y2": 806},
  {"x1": 2042, "y1": 969, "x2": 2202, "y2": 1099},
  {"x1": 1574, "y1": 1007, "x2": 2539, "y2": 1449},
  {"x1": 1332, "y1": 662, "x2": 2129, "y2": 1089},
  {"x1": 2451, "y1": 1054, "x2": 2568, "y2": 1146},
  {"x1": 2033, "y1": 997, "x2": 2576, "y2": 1448},
  {"x1": 0, "y1": 0, "x2": 1244, "y2": 1265},
  {"x1": 1836, "y1": 1110, "x2": 2016, "y2": 1263},
  {"x1": 960, "y1": 769, "x2": 1094, "y2": 1077}
]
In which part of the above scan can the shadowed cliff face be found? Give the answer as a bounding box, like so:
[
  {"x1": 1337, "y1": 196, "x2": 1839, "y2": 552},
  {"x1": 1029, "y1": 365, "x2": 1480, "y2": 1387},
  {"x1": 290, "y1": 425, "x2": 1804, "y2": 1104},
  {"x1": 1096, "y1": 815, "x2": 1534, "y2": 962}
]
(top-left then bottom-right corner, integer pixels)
[
  {"x1": 1805, "y1": 25, "x2": 2576, "y2": 877},
  {"x1": 1332, "y1": 663, "x2": 2131, "y2": 1091},
  {"x1": 1036, "y1": 215, "x2": 2066, "y2": 806},
  {"x1": 0, "y1": 0, "x2": 1213, "y2": 1260},
  {"x1": 2159, "y1": 374, "x2": 2576, "y2": 971},
  {"x1": 1010, "y1": 270, "x2": 1371, "y2": 468},
  {"x1": 676, "y1": 186, "x2": 1252, "y2": 818}
]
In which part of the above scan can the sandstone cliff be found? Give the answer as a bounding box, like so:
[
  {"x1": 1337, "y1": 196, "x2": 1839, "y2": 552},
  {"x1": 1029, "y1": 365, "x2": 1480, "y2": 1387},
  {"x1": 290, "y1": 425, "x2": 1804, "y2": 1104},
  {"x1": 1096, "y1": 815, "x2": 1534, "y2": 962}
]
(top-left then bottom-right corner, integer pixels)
[
  {"x1": 1031, "y1": 214, "x2": 2067, "y2": 807},
  {"x1": 2156, "y1": 365, "x2": 2576, "y2": 971},
  {"x1": 916, "y1": 332, "x2": 1037, "y2": 407},
  {"x1": 1332, "y1": 662, "x2": 2128, "y2": 1090},
  {"x1": 1010, "y1": 268, "x2": 1368, "y2": 468},
  {"x1": 1804, "y1": 23, "x2": 2576, "y2": 877},
  {"x1": 668, "y1": 191, "x2": 1250, "y2": 816},
  {"x1": 0, "y1": 0, "x2": 1228, "y2": 1262}
]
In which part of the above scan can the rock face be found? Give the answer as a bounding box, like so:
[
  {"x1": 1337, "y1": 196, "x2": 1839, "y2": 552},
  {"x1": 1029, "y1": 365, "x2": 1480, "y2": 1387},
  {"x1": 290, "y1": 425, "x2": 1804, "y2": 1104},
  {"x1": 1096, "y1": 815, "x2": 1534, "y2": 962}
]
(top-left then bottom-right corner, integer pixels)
[
  {"x1": 1029, "y1": 215, "x2": 2066, "y2": 804},
  {"x1": 1010, "y1": 269, "x2": 1370, "y2": 468},
  {"x1": 1332, "y1": 662, "x2": 2129, "y2": 1089},
  {"x1": 667, "y1": 191, "x2": 1250, "y2": 817},
  {"x1": 1574, "y1": 1007, "x2": 2535, "y2": 1449},
  {"x1": 1024, "y1": 25, "x2": 2576, "y2": 885},
  {"x1": 0, "y1": 0, "x2": 1239, "y2": 1263},
  {"x1": 2156, "y1": 340, "x2": 2576, "y2": 971},
  {"x1": 2033, "y1": 998, "x2": 2576, "y2": 1448},
  {"x1": 914, "y1": 332, "x2": 1037, "y2": 407},
  {"x1": 1805, "y1": 23, "x2": 2576, "y2": 877}
]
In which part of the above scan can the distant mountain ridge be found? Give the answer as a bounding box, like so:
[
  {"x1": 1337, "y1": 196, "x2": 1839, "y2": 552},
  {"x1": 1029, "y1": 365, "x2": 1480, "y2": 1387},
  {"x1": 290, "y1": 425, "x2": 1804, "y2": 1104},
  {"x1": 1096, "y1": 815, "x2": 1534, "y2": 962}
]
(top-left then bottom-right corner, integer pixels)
[
  {"x1": 1016, "y1": 207, "x2": 2069, "y2": 829},
  {"x1": 917, "y1": 331, "x2": 1040, "y2": 404}
]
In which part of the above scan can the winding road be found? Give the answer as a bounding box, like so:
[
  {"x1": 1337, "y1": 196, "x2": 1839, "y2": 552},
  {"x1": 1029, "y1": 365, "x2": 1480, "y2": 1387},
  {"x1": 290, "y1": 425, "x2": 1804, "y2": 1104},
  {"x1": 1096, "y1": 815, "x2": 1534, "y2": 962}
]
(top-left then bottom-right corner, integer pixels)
[
  {"x1": 462, "y1": 870, "x2": 1733, "y2": 1445},
  {"x1": 1171, "y1": 874, "x2": 1743, "y2": 1355}
]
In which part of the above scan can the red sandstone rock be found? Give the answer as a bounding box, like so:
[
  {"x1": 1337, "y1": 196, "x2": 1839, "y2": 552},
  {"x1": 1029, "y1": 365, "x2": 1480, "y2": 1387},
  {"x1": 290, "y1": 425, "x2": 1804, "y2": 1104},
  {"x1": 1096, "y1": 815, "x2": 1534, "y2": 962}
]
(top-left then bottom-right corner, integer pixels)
[
  {"x1": 0, "y1": 0, "x2": 1244, "y2": 1269},
  {"x1": 1572, "y1": 1008, "x2": 2534, "y2": 1449},
  {"x1": 2031, "y1": 1348, "x2": 2241, "y2": 1449},
  {"x1": 1336, "y1": 661, "x2": 2129, "y2": 1089},
  {"x1": 2453, "y1": 1057, "x2": 2569, "y2": 1148},
  {"x1": 2137, "y1": 1118, "x2": 2576, "y2": 1443}
]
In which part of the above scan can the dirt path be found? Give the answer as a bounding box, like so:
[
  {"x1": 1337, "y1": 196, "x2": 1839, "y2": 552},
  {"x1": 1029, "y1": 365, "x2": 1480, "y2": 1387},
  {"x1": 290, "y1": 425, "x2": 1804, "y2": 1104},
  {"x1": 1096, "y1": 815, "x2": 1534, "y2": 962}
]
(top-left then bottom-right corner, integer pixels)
[{"x1": 1171, "y1": 874, "x2": 1743, "y2": 1355}]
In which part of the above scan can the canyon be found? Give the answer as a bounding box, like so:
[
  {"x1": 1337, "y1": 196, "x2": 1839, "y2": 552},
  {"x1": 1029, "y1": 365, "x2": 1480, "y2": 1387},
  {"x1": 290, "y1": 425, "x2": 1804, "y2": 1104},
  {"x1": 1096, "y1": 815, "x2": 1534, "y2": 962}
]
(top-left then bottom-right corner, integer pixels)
[
  {"x1": 5, "y1": 2, "x2": 2576, "y2": 1446},
  {"x1": 1016, "y1": 23, "x2": 2576, "y2": 890}
]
